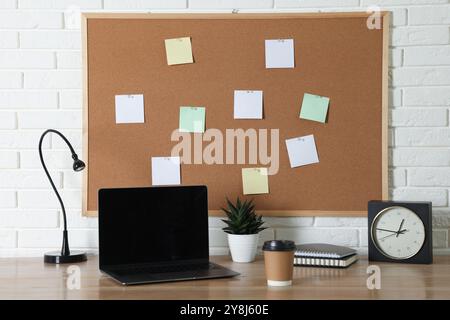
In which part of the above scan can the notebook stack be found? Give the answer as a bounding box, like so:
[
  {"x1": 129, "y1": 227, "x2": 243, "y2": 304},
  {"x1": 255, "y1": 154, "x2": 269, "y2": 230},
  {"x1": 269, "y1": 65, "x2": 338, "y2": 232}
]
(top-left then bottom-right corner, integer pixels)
[{"x1": 294, "y1": 243, "x2": 358, "y2": 268}]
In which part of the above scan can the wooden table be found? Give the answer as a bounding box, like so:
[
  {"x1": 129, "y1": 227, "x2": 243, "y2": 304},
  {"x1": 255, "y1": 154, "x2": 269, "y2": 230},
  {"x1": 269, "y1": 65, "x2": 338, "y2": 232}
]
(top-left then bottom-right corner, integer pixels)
[{"x1": 1, "y1": 255, "x2": 449, "y2": 299}]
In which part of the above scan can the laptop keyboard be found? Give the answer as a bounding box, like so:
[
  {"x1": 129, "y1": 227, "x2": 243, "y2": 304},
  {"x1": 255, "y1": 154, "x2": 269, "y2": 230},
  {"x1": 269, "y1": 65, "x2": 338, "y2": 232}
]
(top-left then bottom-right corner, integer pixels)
[{"x1": 114, "y1": 262, "x2": 217, "y2": 275}]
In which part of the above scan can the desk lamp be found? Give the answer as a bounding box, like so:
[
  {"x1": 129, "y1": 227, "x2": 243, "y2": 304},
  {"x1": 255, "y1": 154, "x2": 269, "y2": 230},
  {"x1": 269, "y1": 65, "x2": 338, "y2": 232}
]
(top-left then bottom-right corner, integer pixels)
[{"x1": 39, "y1": 129, "x2": 87, "y2": 264}]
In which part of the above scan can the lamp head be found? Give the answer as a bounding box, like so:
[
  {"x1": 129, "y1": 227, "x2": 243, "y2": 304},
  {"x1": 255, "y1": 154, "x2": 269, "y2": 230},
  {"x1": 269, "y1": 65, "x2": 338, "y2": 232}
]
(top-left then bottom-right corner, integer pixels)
[{"x1": 72, "y1": 155, "x2": 86, "y2": 172}]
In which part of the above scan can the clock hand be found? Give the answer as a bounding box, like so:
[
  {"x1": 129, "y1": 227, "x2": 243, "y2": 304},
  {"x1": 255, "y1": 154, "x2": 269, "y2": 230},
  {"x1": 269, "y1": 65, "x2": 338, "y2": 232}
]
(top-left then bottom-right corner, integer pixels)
[
  {"x1": 396, "y1": 219, "x2": 405, "y2": 238},
  {"x1": 376, "y1": 228, "x2": 399, "y2": 233},
  {"x1": 379, "y1": 229, "x2": 407, "y2": 241},
  {"x1": 379, "y1": 233, "x2": 398, "y2": 241}
]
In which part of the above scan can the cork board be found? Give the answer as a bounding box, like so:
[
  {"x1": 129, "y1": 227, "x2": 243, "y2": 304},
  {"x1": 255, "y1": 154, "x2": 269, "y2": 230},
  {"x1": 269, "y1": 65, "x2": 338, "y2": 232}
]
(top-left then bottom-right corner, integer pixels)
[{"x1": 82, "y1": 13, "x2": 389, "y2": 217}]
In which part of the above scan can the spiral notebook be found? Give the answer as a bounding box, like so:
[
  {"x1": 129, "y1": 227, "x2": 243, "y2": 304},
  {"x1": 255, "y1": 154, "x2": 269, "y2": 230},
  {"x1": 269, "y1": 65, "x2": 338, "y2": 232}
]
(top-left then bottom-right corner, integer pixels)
[
  {"x1": 295, "y1": 243, "x2": 356, "y2": 258},
  {"x1": 294, "y1": 243, "x2": 358, "y2": 268}
]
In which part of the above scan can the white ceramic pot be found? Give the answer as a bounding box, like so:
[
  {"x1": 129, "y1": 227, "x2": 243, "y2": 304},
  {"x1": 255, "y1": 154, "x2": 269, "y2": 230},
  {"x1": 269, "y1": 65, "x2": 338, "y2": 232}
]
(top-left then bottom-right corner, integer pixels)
[{"x1": 227, "y1": 233, "x2": 259, "y2": 263}]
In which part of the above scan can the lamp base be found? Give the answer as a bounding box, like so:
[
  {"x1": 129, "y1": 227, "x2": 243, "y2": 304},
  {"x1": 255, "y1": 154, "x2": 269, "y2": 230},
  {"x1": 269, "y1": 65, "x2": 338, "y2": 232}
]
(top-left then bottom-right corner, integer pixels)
[{"x1": 44, "y1": 250, "x2": 87, "y2": 264}]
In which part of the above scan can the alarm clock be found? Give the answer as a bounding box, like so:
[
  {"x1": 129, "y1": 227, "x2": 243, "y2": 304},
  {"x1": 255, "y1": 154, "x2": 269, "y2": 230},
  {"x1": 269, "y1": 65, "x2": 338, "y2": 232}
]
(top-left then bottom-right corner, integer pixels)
[{"x1": 368, "y1": 201, "x2": 433, "y2": 264}]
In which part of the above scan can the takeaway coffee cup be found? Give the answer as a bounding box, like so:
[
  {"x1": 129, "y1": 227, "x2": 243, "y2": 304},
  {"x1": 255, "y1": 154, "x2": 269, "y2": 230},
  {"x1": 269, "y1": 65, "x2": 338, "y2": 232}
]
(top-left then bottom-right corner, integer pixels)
[{"x1": 262, "y1": 240, "x2": 296, "y2": 287}]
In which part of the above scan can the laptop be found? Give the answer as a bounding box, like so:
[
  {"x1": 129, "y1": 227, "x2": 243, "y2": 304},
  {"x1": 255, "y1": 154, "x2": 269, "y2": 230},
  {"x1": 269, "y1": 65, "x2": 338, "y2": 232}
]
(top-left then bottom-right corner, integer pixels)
[{"x1": 98, "y1": 186, "x2": 239, "y2": 285}]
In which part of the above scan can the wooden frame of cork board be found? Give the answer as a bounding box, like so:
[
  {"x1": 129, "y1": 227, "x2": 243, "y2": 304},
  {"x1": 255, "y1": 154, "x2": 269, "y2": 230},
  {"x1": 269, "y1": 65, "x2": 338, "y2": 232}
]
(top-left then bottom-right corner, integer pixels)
[{"x1": 82, "y1": 12, "x2": 389, "y2": 217}]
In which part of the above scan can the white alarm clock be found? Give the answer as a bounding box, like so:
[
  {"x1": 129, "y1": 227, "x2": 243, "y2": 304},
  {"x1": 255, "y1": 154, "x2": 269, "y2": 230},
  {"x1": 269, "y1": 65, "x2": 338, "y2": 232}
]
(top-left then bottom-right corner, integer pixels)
[{"x1": 368, "y1": 201, "x2": 432, "y2": 264}]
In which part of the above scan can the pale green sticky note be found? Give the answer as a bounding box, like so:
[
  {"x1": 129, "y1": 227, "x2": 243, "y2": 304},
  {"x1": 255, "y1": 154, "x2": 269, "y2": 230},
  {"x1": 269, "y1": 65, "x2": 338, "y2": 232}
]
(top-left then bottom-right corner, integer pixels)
[
  {"x1": 299, "y1": 93, "x2": 330, "y2": 123},
  {"x1": 165, "y1": 37, "x2": 193, "y2": 66},
  {"x1": 242, "y1": 168, "x2": 269, "y2": 195},
  {"x1": 179, "y1": 106, "x2": 205, "y2": 133}
]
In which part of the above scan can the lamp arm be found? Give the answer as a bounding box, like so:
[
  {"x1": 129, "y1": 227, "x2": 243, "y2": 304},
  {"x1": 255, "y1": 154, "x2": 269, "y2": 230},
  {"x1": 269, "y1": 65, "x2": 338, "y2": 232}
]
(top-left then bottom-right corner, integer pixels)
[{"x1": 38, "y1": 130, "x2": 78, "y2": 234}]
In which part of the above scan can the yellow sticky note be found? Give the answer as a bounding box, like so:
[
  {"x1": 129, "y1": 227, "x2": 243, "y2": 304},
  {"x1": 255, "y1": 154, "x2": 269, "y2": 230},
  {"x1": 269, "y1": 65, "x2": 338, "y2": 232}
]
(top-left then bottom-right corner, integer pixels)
[
  {"x1": 242, "y1": 168, "x2": 269, "y2": 195},
  {"x1": 164, "y1": 37, "x2": 193, "y2": 66}
]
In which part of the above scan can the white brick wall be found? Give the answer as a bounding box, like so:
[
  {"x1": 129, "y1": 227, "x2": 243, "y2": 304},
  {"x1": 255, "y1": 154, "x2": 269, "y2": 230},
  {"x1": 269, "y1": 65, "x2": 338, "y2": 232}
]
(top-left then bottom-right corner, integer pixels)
[
  {"x1": 0, "y1": 191, "x2": 17, "y2": 208},
  {"x1": 0, "y1": 71, "x2": 22, "y2": 89},
  {"x1": 18, "y1": 110, "x2": 82, "y2": 129},
  {"x1": 18, "y1": 0, "x2": 103, "y2": 9},
  {"x1": 0, "y1": 1, "x2": 16, "y2": 9},
  {"x1": 0, "y1": 11, "x2": 63, "y2": 29},
  {"x1": 20, "y1": 31, "x2": 81, "y2": 49},
  {"x1": 0, "y1": 151, "x2": 19, "y2": 168},
  {"x1": 0, "y1": 51, "x2": 55, "y2": 69},
  {"x1": 0, "y1": 31, "x2": 18, "y2": 48},
  {"x1": 409, "y1": 5, "x2": 450, "y2": 25},
  {"x1": 56, "y1": 52, "x2": 81, "y2": 69},
  {"x1": 0, "y1": 111, "x2": 17, "y2": 129},
  {"x1": 0, "y1": 91, "x2": 58, "y2": 108},
  {"x1": 0, "y1": 0, "x2": 449, "y2": 257},
  {"x1": 24, "y1": 71, "x2": 81, "y2": 89},
  {"x1": 404, "y1": 46, "x2": 450, "y2": 65},
  {"x1": 104, "y1": 0, "x2": 188, "y2": 9}
]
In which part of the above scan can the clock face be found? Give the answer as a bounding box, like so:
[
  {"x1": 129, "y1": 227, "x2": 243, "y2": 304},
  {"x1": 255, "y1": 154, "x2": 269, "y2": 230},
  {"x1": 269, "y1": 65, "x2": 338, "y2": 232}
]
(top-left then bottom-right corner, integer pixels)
[{"x1": 371, "y1": 206, "x2": 426, "y2": 260}]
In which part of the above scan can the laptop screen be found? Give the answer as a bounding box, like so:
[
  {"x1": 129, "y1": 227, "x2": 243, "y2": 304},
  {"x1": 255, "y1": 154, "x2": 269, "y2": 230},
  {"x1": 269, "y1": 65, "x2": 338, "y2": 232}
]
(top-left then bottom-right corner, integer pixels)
[{"x1": 98, "y1": 186, "x2": 209, "y2": 268}]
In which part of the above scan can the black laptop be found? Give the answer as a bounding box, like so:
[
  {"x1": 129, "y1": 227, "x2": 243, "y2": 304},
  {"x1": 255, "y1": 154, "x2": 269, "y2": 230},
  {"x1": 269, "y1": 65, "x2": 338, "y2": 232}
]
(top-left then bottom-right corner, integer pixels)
[{"x1": 98, "y1": 186, "x2": 239, "y2": 285}]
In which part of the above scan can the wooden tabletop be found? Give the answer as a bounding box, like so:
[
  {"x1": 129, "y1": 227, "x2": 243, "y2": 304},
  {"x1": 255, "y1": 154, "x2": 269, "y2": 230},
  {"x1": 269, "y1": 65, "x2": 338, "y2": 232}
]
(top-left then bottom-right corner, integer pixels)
[{"x1": 1, "y1": 255, "x2": 449, "y2": 300}]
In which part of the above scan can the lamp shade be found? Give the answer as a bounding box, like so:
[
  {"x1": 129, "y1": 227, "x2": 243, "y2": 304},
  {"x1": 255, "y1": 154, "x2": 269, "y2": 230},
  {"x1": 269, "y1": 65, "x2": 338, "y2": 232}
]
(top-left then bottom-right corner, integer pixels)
[{"x1": 73, "y1": 159, "x2": 86, "y2": 172}]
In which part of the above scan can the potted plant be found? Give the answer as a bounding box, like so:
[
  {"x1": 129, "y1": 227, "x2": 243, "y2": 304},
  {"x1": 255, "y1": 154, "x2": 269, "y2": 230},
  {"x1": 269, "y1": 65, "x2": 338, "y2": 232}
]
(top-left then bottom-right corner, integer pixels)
[{"x1": 221, "y1": 197, "x2": 267, "y2": 263}]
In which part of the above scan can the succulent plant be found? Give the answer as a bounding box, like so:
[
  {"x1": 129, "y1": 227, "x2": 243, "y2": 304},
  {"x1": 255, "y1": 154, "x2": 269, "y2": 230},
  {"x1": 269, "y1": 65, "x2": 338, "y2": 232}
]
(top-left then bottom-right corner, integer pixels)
[{"x1": 221, "y1": 197, "x2": 267, "y2": 235}]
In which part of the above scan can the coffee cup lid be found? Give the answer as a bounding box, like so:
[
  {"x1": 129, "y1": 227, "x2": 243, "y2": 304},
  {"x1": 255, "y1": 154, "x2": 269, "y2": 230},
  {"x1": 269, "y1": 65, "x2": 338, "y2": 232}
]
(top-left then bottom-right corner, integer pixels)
[{"x1": 262, "y1": 240, "x2": 296, "y2": 251}]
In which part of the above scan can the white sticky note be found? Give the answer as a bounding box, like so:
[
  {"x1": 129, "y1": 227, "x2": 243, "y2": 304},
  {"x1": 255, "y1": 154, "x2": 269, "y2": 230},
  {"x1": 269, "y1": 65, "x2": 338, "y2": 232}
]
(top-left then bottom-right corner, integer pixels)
[
  {"x1": 151, "y1": 156, "x2": 181, "y2": 186},
  {"x1": 115, "y1": 94, "x2": 145, "y2": 124},
  {"x1": 285, "y1": 134, "x2": 319, "y2": 168},
  {"x1": 234, "y1": 90, "x2": 263, "y2": 119},
  {"x1": 265, "y1": 39, "x2": 295, "y2": 69}
]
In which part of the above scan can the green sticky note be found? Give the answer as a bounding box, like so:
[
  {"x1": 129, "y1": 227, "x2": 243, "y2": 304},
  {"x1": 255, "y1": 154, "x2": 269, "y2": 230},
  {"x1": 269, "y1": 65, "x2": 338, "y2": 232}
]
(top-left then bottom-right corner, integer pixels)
[
  {"x1": 242, "y1": 168, "x2": 269, "y2": 195},
  {"x1": 179, "y1": 106, "x2": 205, "y2": 133},
  {"x1": 299, "y1": 93, "x2": 330, "y2": 123}
]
